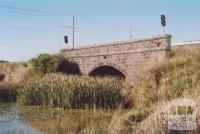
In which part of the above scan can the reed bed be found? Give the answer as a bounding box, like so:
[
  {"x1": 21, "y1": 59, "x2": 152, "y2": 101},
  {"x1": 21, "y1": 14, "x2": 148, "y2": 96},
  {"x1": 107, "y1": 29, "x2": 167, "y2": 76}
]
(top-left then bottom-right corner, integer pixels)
[
  {"x1": 18, "y1": 74, "x2": 122, "y2": 109},
  {"x1": 0, "y1": 82, "x2": 18, "y2": 102},
  {"x1": 19, "y1": 105, "x2": 113, "y2": 134}
]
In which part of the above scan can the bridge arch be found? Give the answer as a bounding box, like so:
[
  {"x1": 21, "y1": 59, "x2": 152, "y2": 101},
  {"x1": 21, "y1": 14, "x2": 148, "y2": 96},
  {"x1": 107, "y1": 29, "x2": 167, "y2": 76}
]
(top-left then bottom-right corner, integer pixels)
[{"x1": 89, "y1": 62, "x2": 126, "y2": 79}]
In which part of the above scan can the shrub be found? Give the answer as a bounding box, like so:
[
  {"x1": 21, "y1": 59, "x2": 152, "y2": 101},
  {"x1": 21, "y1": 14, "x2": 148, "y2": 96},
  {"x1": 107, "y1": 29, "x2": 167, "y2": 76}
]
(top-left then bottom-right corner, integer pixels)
[
  {"x1": 0, "y1": 73, "x2": 5, "y2": 81},
  {"x1": 29, "y1": 54, "x2": 81, "y2": 75},
  {"x1": 18, "y1": 74, "x2": 122, "y2": 109}
]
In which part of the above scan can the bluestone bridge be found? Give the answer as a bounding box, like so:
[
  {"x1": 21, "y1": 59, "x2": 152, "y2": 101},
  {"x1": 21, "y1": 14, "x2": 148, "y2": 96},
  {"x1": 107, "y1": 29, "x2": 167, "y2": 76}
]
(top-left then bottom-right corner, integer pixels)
[{"x1": 61, "y1": 35, "x2": 172, "y2": 81}]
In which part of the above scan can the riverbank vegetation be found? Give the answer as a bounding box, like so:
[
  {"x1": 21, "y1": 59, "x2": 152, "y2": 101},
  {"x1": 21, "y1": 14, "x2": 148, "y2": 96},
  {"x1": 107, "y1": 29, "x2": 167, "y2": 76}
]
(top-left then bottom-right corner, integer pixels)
[
  {"x1": 2, "y1": 48, "x2": 200, "y2": 133},
  {"x1": 0, "y1": 54, "x2": 80, "y2": 83},
  {"x1": 0, "y1": 53, "x2": 123, "y2": 133},
  {"x1": 0, "y1": 82, "x2": 18, "y2": 102},
  {"x1": 18, "y1": 74, "x2": 122, "y2": 109},
  {"x1": 19, "y1": 105, "x2": 113, "y2": 134},
  {"x1": 29, "y1": 54, "x2": 81, "y2": 75},
  {"x1": 0, "y1": 54, "x2": 123, "y2": 109},
  {"x1": 0, "y1": 62, "x2": 28, "y2": 83},
  {"x1": 110, "y1": 48, "x2": 200, "y2": 133}
]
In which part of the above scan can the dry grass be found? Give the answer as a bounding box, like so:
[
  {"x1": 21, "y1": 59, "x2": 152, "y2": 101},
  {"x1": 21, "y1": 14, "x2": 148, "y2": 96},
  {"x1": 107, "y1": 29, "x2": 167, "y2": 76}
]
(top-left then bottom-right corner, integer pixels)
[
  {"x1": 110, "y1": 48, "x2": 200, "y2": 133},
  {"x1": 19, "y1": 105, "x2": 113, "y2": 134},
  {"x1": 0, "y1": 62, "x2": 28, "y2": 83},
  {"x1": 3, "y1": 48, "x2": 200, "y2": 133},
  {"x1": 129, "y1": 48, "x2": 200, "y2": 107}
]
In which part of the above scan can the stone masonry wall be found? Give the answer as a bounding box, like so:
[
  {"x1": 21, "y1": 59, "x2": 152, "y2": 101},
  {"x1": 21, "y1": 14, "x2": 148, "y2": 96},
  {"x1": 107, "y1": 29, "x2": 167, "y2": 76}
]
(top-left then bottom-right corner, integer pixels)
[{"x1": 61, "y1": 34, "x2": 172, "y2": 81}]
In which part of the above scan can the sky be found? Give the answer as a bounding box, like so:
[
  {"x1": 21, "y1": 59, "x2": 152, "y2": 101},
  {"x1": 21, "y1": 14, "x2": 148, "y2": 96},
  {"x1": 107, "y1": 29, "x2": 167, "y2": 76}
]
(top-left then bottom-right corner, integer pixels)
[{"x1": 0, "y1": 0, "x2": 200, "y2": 61}]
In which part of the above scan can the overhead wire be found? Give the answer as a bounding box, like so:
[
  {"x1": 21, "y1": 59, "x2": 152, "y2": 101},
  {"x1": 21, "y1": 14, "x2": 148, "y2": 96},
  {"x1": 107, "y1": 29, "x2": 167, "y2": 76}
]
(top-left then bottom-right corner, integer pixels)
[
  {"x1": 0, "y1": 3, "x2": 71, "y2": 16},
  {"x1": 0, "y1": 10, "x2": 71, "y2": 17},
  {"x1": 74, "y1": 12, "x2": 149, "y2": 35},
  {"x1": 0, "y1": 28, "x2": 60, "y2": 31},
  {"x1": 0, "y1": 3, "x2": 150, "y2": 35},
  {"x1": 75, "y1": 12, "x2": 104, "y2": 23},
  {"x1": 0, "y1": 9, "x2": 70, "y2": 16},
  {"x1": 0, "y1": 25, "x2": 61, "y2": 31},
  {"x1": 0, "y1": 3, "x2": 70, "y2": 14}
]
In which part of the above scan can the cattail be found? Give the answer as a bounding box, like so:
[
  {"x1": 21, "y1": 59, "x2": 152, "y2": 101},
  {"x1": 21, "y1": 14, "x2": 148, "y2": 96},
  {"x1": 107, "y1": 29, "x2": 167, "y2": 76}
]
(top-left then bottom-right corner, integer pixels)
[{"x1": 18, "y1": 74, "x2": 122, "y2": 109}]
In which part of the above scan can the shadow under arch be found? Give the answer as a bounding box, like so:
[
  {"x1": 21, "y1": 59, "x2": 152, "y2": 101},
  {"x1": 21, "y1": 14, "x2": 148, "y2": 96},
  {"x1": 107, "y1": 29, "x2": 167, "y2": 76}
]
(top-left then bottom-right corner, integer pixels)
[{"x1": 89, "y1": 65, "x2": 126, "y2": 80}]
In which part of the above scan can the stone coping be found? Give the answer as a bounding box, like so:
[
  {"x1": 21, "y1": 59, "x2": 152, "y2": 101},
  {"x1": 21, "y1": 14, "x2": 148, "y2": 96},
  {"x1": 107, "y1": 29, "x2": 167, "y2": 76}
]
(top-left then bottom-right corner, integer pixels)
[{"x1": 61, "y1": 34, "x2": 172, "y2": 51}]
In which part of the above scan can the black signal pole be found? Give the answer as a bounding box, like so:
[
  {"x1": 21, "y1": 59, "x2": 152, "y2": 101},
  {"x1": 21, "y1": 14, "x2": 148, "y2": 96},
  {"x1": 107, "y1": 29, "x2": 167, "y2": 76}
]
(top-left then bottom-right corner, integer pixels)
[{"x1": 161, "y1": 15, "x2": 166, "y2": 34}]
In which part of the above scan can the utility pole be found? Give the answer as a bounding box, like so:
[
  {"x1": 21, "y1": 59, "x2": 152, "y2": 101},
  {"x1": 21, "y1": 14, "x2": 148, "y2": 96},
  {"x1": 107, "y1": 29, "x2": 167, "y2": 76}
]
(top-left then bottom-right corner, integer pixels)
[
  {"x1": 0, "y1": 42, "x2": 4, "y2": 61},
  {"x1": 61, "y1": 12, "x2": 75, "y2": 49},
  {"x1": 72, "y1": 12, "x2": 75, "y2": 49},
  {"x1": 129, "y1": 27, "x2": 133, "y2": 41}
]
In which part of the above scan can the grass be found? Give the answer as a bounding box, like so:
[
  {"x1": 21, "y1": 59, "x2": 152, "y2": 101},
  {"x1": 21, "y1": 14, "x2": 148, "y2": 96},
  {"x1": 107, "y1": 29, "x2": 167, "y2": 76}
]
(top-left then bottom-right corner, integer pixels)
[
  {"x1": 0, "y1": 62, "x2": 28, "y2": 83},
  {"x1": 0, "y1": 62, "x2": 32, "y2": 102},
  {"x1": 18, "y1": 74, "x2": 122, "y2": 109},
  {"x1": 18, "y1": 105, "x2": 113, "y2": 134},
  {"x1": 129, "y1": 48, "x2": 200, "y2": 107},
  {"x1": 110, "y1": 48, "x2": 200, "y2": 133},
  {"x1": 0, "y1": 60, "x2": 123, "y2": 133},
  {"x1": 0, "y1": 82, "x2": 18, "y2": 102},
  {"x1": 3, "y1": 48, "x2": 200, "y2": 133}
]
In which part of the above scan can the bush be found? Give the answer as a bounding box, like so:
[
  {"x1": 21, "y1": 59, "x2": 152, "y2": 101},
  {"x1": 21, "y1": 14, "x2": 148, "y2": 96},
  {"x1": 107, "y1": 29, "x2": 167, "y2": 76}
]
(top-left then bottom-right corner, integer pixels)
[
  {"x1": 18, "y1": 74, "x2": 122, "y2": 109},
  {"x1": 0, "y1": 74, "x2": 5, "y2": 81},
  {"x1": 30, "y1": 54, "x2": 81, "y2": 75}
]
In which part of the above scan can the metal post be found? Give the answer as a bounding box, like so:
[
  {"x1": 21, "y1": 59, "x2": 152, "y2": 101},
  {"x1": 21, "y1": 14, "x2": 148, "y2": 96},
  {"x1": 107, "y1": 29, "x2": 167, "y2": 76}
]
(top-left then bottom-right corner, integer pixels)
[
  {"x1": 72, "y1": 12, "x2": 75, "y2": 49},
  {"x1": 163, "y1": 26, "x2": 165, "y2": 35},
  {"x1": 130, "y1": 27, "x2": 132, "y2": 41}
]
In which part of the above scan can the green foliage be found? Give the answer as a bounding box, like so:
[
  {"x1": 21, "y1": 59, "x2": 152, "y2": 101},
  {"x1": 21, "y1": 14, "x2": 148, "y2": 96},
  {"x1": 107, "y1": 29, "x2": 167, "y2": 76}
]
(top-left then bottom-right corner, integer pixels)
[
  {"x1": 172, "y1": 75, "x2": 193, "y2": 97},
  {"x1": 29, "y1": 54, "x2": 81, "y2": 75},
  {"x1": 18, "y1": 74, "x2": 122, "y2": 109}
]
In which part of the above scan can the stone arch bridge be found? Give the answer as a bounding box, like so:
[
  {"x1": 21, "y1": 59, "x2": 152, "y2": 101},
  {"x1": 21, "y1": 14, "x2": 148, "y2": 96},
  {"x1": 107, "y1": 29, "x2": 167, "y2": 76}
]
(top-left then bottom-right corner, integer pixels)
[{"x1": 61, "y1": 35, "x2": 171, "y2": 81}]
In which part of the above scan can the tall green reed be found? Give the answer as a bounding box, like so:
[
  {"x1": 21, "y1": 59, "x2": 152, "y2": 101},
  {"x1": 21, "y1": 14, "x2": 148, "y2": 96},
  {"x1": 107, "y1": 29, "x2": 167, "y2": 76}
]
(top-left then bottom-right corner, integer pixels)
[{"x1": 18, "y1": 74, "x2": 122, "y2": 109}]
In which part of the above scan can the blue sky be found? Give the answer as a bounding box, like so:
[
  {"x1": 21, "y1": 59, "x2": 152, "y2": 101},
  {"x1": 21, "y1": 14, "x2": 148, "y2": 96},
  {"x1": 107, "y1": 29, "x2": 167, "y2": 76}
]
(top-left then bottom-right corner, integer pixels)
[{"x1": 0, "y1": 0, "x2": 200, "y2": 61}]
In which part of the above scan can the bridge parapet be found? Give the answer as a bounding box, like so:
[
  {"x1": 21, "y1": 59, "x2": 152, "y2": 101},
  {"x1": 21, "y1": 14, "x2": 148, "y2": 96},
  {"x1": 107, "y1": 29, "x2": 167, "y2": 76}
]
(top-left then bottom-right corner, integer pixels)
[{"x1": 61, "y1": 35, "x2": 171, "y2": 58}]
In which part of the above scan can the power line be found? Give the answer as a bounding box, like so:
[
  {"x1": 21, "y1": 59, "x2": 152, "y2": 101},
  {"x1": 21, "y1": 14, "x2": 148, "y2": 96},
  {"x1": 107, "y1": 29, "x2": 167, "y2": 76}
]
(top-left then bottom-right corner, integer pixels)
[
  {"x1": 0, "y1": 3, "x2": 69, "y2": 14},
  {"x1": 0, "y1": 3, "x2": 148, "y2": 34},
  {"x1": 75, "y1": 12, "x2": 103, "y2": 23},
  {"x1": 0, "y1": 3, "x2": 102, "y2": 21},
  {"x1": 0, "y1": 8, "x2": 70, "y2": 17},
  {"x1": 2, "y1": 9, "x2": 66, "y2": 16},
  {"x1": 0, "y1": 3, "x2": 151, "y2": 41},
  {"x1": 0, "y1": 3, "x2": 72, "y2": 16},
  {"x1": 0, "y1": 27, "x2": 60, "y2": 31},
  {"x1": 75, "y1": 12, "x2": 149, "y2": 35},
  {"x1": 1, "y1": 24, "x2": 61, "y2": 28}
]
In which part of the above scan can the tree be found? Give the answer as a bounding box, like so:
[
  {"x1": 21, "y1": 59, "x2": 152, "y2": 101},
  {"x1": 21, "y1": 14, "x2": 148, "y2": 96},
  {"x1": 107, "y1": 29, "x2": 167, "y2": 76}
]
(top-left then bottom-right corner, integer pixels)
[{"x1": 30, "y1": 54, "x2": 81, "y2": 75}]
